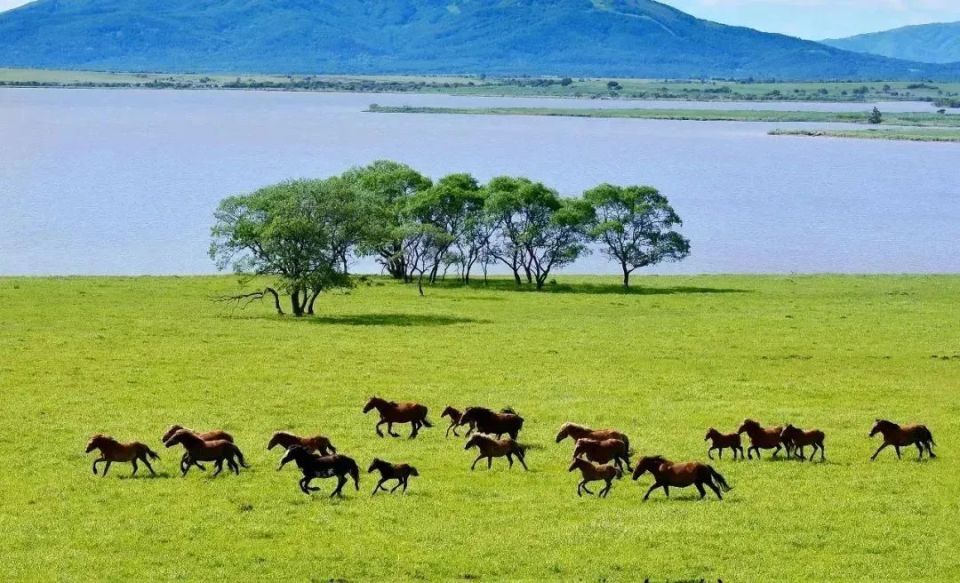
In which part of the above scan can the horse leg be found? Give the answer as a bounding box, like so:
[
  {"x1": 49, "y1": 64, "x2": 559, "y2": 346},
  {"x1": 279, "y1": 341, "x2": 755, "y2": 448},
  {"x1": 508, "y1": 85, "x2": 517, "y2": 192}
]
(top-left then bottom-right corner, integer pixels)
[
  {"x1": 487, "y1": 456, "x2": 492, "y2": 470},
  {"x1": 601, "y1": 479, "x2": 613, "y2": 498},
  {"x1": 895, "y1": 446, "x2": 902, "y2": 459},
  {"x1": 695, "y1": 481, "x2": 706, "y2": 499},
  {"x1": 388, "y1": 422, "x2": 400, "y2": 438},
  {"x1": 708, "y1": 447, "x2": 714, "y2": 460},
  {"x1": 227, "y1": 457, "x2": 239, "y2": 474},
  {"x1": 582, "y1": 482, "x2": 595, "y2": 496},
  {"x1": 299, "y1": 477, "x2": 311, "y2": 494},
  {"x1": 796, "y1": 446, "x2": 806, "y2": 461},
  {"x1": 372, "y1": 478, "x2": 385, "y2": 495},
  {"x1": 102, "y1": 461, "x2": 112, "y2": 477},
  {"x1": 926, "y1": 441, "x2": 936, "y2": 459},
  {"x1": 517, "y1": 450, "x2": 528, "y2": 470},
  {"x1": 375, "y1": 419, "x2": 386, "y2": 438},
  {"x1": 577, "y1": 480, "x2": 584, "y2": 497},
  {"x1": 212, "y1": 460, "x2": 223, "y2": 477},
  {"x1": 141, "y1": 455, "x2": 157, "y2": 476},
  {"x1": 705, "y1": 478, "x2": 723, "y2": 500},
  {"x1": 131, "y1": 459, "x2": 139, "y2": 476},
  {"x1": 471, "y1": 455, "x2": 483, "y2": 470},
  {"x1": 390, "y1": 479, "x2": 403, "y2": 493},
  {"x1": 331, "y1": 475, "x2": 347, "y2": 498},
  {"x1": 446, "y1": 423, "x2": 453, "y2": 437},
  {"x1": 506, "y1": 453, "x2": 514, "y2": 468},
  {"x1": 773, "y1": 445, "x2": 782, "y2": 459},
  {"x1": 871, "y1": 443, "x2": 889, "y2": 461},
  {"x1": 91, "y1": 458, "x2": 103, "y2": 475},
  {"x1": 410, "y1": 421, "x2": 420, "y2": 439},
  {"x1": 916, "y1": 443, "x2": 925, "y2": 461},
  {"x1": 819, "y1": 443, "x2": 826, "y2": 462},
  {"x1": 642, "y1": 483, "x2": 661, "y2": 501}
]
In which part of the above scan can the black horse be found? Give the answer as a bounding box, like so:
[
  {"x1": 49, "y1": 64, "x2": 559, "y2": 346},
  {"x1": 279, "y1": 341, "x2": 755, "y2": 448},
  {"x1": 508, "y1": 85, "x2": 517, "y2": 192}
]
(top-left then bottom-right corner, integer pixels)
[{"x1": 279, "y1": 445, "x2": 360, "y2": 497}]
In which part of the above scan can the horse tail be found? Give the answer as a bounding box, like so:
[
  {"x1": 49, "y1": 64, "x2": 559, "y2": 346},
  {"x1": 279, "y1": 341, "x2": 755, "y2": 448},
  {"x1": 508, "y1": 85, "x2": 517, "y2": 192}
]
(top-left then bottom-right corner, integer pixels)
[
  {"x1": 709, "y1": 466, "x2": 732, "y2": 491},
  {"x1": 421, "y1": 416, "x2": 433, "y2": 428},
  {"x1": 348, "y1": 460, "x2": 361, "y2": 490},
  {"x1": 923, "y1": 427, "x2": 936, "y2": 446},
  {"x1": 141, "y1": 444, "x2": 160, "y2": 460},
  {"x1": 232, "y1": 444, "x2": 249, "y2": 468}
]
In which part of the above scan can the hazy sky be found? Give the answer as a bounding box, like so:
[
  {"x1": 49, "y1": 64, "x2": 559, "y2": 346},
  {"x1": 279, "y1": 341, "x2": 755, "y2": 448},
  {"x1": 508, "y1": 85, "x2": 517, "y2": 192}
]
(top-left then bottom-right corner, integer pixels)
[{"x1": 1, "y1": 0, "x2": 959, "y2": 40}]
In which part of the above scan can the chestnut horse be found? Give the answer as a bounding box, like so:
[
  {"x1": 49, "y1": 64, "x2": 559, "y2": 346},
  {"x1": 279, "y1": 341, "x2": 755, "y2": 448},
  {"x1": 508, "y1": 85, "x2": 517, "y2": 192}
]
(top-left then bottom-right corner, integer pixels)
[
  {"x1": 164, "y1": 430, "x2": 247, "y2": 476},
  {"x1": 632, "y1": 455, "x2": 731, "y2": 501},
  {"x1": 441, "y1": 406, "x2": 472, "y2": 437},
  {"x1": 367, "y1": 458, "x2": 419, "y2": 494},
  {"x1": 568, "y1": 457, "x2": 622, "y2": 497},
  {"x1": 870, "y1": 419, "x2": 936, "y2": 461},
  {"x1": 162, "y1": 425, "x2": 233, "y2": 473},
  {"x1": 737, "y1": 419, "x2": 786, "y2": 459},
  {"x1": 85, "y1": 434, "x2": 159, "y2": 477},
  {"x1": 268, "y1": 431, "x2": 336, "y2": 460},
  {"x1": 464, "y1": 433, "x2": 528, "y2": 470},
  {"x1": 279, "y1": 445, "x2": 360, "y2": 497},
  {"x1": 555, "y1": 423, "x2": 630, "y2": 452},
  {"x1": 363, "y1": 397, "x2": 432, "y2": 438},
  {"x1": 780, "y1": 424, "x2": 826, "y2": 461},
  {"x1": 572, "y1": 438, "x2": 632, "y2": 471},
  {"x1": 705, "y1": 428, "x2": 744, "y2": 460},
  {"x1": 460, "y1": 407, "x2": 524, "y2": 440}
]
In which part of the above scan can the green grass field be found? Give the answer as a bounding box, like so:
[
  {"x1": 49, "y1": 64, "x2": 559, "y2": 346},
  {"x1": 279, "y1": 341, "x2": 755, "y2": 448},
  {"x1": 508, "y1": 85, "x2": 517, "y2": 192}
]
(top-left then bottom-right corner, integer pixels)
[{"x1": 2, "y1": 275, "x2": 959, "y2": 581}]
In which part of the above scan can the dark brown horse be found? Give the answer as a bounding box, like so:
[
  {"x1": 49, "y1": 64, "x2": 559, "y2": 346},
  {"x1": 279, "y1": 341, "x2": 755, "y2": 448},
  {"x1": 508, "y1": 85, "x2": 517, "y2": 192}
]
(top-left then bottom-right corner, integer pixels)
[
  {"x1": 555, "y1": 423, "x2": 630, "y2": 452},
  {"x1": 705, "y1": 428, "x2": 744, "y2": 460},
  {"x1": 632, "y1": 455, "x2": 731, "y2": 501},
  {"x1": 572, "y1": 438, "x2": 632, "y2": 471},
  {"x1": 363, "y1": 397, "x2": 432, "y2": 438},
  {"x1": 267, "y1": 431, "x2": 336, "y2": 465},
  {"x1": 279, "y1": 445, "x2": 360, "y2": 497},
  {"x1": 161, "y1": 425, "x2": 234, "y2": 473},
  {"x1": 781, "y1": 424, "x2": 826, "y2": 461},
  {"x1": 367, "y1": 458, "x2": 419, "y2": 494},
  {"x1": 164, "y1": 430, "x2": 247, "y2": 476},
  {"x1": 460, "y1": 407, "x2": 524, "y2": 440},
  {"x1": 85, "y1": 434, "x2": 159, "y2": 477},
  {"x1": 870, "y1": 419, "x2": 936, "y2": 461},
  {"x1": 568, "y1": 457, "x2": 622, "y2": 497},
  {"x1": 737, "y1": 419, "x2": 786, "y2": 459},
  {"x1": 464, "y1": 433, "x2": 528, "y2": 470},
  {"x1": 441, "y1": 406, "x2": 473, "y2": 437}
]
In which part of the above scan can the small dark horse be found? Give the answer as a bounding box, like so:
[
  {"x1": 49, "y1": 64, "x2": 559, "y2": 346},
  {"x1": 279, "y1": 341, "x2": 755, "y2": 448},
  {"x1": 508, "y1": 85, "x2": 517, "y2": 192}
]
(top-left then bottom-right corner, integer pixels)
[
  {"x1": 556, "y1": 423, "x2": 630, "y2": 452},
  {"x1": 632, "y1": 455, "x2": 731, "y2": 501},
  {"x1": 367, "y1": 458, "x2": 419, "y2": 494},
  {"x1": 363, "y1": 397, "x2": 433, "y2": 438},
  {"x1": 780, "y1": 424, "x2": 826, "y2": 461},
  {"x1": 85, "y1": 434, "x2": 159, "y2": 477},
  {"x1": 441, "y1": 406, "x2": 473, "y2": 437},
  {"x1": 870, "y1": 419, "x2": 936, "y2": 461},
  {"x1": 737, "y1": 419, "x2": 786, "y2": 460},
  {"x1": 705, "y1": 428, "x2": 744, "y2": 460},
  {"x1": 464, "y1": 433, "x2": 528, "y2": 470},
  {"x1": 267, "y1": 431, "x2": 336, "y2": 466},
  {"x1": 164, "y1": 430, "x2": 248, "y2": 476},
  {"x1": 460, "y1": 407, "x2": 524, "y2": 440},
  {"x1": 572, "y1": 438, "x2": 632, "y2": 471},
  {"x1": 568, "y1": 457, "x2": 622, "y2": 498},
  {"x1": 161, "y1": 425, "x2": 233, "y2": 474},
  {"x1": 279, "y1": 445, "x2": 360, "y2": 497}
]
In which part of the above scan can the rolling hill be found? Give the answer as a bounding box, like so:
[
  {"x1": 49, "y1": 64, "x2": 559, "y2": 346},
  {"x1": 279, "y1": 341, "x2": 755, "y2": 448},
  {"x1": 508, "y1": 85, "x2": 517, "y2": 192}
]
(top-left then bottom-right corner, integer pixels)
[
  {"x1": 1, "y1": 0, "x2": 958, "y2": 80},
  {"x1": 824, "y1": 22, "x2": 960, "y2": 65}
]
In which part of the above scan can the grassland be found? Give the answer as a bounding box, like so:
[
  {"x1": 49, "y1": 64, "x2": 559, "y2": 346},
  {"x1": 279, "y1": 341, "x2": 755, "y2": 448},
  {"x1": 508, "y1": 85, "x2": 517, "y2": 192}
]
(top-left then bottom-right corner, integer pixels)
[
  {"x1": 368, "y1": 105, "x2": 960, "y2": 127},
  {"x1": 771, "y1": 128, "x2": 960, "y2": 143},
  {"x1": 3, "y1": 68, "x2": 960, "y2": 105},
  {"x1": 2, "y1": 275, "x2": 959, "y2": 581}
]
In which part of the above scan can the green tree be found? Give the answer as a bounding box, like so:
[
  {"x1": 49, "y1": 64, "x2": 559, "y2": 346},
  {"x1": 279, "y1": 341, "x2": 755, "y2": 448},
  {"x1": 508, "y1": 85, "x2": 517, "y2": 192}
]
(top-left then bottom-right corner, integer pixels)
[
  {"x1": 210, "y1": 178, "x2": 365, "y2": 316},
  {"x1": 584, "y1": 184, "x2": 690, "y2": 288},
  {"x1": 868, "y1": 107, "x2": 883, "y2": 124}
]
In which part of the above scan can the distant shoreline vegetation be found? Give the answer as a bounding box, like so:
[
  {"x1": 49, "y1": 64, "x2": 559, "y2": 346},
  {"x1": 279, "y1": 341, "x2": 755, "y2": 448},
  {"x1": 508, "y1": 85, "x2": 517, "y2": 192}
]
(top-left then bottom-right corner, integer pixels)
[
  {"x1": 769, "y1": 129, "x2": 960, "y2": 143},
  {"x1": 2, "y1": 69, "x2": 960, "y2": 106}
]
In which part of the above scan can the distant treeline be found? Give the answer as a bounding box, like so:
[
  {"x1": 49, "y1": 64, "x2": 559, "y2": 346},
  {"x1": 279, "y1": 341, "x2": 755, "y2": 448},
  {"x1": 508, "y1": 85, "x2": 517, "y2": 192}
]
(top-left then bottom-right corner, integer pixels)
[{"x1": 211, "y1": 162, "x2": 689, "y2": 315}]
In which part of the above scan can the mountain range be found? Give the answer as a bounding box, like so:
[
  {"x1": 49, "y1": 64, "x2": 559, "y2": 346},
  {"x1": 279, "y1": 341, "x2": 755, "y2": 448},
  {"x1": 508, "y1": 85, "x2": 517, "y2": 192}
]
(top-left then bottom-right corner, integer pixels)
[
  {"x1": 824, "y1": 22, "x2": 960, "y2": 65},
  {"x1": 1, "y1": 0, "x2": 958, "y2": 80}
]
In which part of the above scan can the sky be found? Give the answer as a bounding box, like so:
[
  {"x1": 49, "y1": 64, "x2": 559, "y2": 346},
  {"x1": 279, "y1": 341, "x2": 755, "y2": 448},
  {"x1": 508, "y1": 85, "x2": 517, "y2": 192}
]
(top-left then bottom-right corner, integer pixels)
[{"x1": 1, "y1": 0, "x2": 959, "y2": 39}]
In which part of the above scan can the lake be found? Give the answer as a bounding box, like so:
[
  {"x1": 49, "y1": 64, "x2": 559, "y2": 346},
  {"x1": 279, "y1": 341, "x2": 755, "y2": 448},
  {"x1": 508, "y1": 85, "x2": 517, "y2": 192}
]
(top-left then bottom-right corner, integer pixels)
[{"x1": 1, "y1": 88, "x2": 958, "y2": 276}]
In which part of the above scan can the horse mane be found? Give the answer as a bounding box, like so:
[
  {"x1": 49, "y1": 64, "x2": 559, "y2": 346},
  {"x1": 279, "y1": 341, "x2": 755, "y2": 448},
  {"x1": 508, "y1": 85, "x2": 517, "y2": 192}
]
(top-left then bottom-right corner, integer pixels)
[{"x1": 500, "y1": 407, "x2": 518, "y2": 415}]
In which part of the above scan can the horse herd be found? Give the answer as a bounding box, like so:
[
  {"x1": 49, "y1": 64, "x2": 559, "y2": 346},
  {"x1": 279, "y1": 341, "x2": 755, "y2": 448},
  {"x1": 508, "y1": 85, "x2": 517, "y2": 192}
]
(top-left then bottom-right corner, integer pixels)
[{"x1": 84, "y1": 397, "x2": 938, "y2": 501}]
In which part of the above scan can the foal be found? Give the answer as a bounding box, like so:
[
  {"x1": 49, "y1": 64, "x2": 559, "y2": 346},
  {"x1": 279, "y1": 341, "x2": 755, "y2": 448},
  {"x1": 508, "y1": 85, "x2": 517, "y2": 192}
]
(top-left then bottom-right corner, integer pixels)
[
  {"x1": 460, "y1": 407, "x2": 524, "y2": 440},
  {"x1": 85, "y1": 434, "x2": 160, "y2": 477},
  {"x1": 704, "y1": 428, "x2": 744, "y2": 460},
  {"x1": 367, "y1": 458, "x2": 419, "y2": 494},
  {"x1": 572, "y1": 438, "x2": 632, "y2": 471},
  {"x1": 279, "y1": 445, "x2": 360, "y2": 497},
  {"x1": 161, "y1": 425, "x2": 233, "y2": 473},
  {"x1": 363, "y1": 397, "x2": 433, "y2": 438},
  {"x1": 164, "y1": 430, "x2": 247, "y2": 476},
  {"x1": 632, "y1": 455, "x2": 731, "y2": 501},
  {"x1": 464, "y1": 433, "x2": 528, "y2": 470},
  {"x1": 568, "y1": 457, "x2": 622, "y2": 498},
  {"x1": 556, "y1": 423, "x2": 630, "y2": 451},
  {"x1": 267, "y1": 431, "x2": 336, "y2": 464},
  {"x1": 441, "y1": 406, "x2": 472, "y2": 437},
  {"x1": 780, "y1": 424, "x2": 826, "y2": 461},
  {"x1": 737, "y1": 419, "x2": 786, "y2": 459},
  {"x1": 870, "y1": 419, "x2": 936, "y2": 461}
]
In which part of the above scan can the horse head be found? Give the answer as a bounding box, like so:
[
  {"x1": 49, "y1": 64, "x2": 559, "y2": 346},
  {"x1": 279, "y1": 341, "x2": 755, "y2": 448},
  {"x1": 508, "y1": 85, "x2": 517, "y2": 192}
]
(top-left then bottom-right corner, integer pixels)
[
  {"x1": 279, "y1": 444, "x2": 310, "y2": 469},
  {"x1": 632, "y1": 456, "x2": 668, "y2": 480},
  {"x1": 161, "y1": 424, "x2": 185, "y2": 443},
  {"x1": 704, "y1": 428, "x2": 718, "y2": 441},
  {"x1": 737, "y1": 419, "x2": 760, "y2": 434},
  {"x1": 85, "y1": 434, "x2": 107, "y2": 453},
  {"x1": 441, "y1": 406, "x2": 458, "y2": 419},
  {"x1": 367, "y1": 458, "x2": 382, "y2": 473},
  {"x1": 870, "y1": 419, "x2": 894, "y2": 437},
  {"x1": 362, "y1": 397, "x2": 381, "y2": 414}
]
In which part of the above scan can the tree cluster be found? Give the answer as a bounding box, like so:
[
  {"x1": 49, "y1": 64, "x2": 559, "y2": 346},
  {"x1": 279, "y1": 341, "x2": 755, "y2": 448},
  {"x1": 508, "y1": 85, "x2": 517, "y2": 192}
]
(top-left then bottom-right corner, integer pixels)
[{"x1": 211, "y1": 161, "x2": 689, "y2": 315}]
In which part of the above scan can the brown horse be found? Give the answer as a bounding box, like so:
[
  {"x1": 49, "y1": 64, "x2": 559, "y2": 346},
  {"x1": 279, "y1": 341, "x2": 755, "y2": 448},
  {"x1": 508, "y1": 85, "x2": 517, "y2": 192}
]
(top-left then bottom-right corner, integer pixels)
[
  {"x1": 363, "y1": 397, "x2": 432, "y2": 438},
  {"x1": 267, "y1": 431, "x2": 336, "y2": 462},
  {"x1": 464, "y1": 433, "x2": 528, "y2": 470},
  {"x1": 367, "y1": 458, "x2": 419, "y2": 494},
  {"x1": 162, "y1": 425, "x2": 234, "y2": 473},
  {"x1": 460, "y1": 407, "x2": 524, "y2": 440},
  {"x1": 568, "y1": 457, "x2": 622, "y2": 497},
  {"x1": 705, "y1": 428, "x2": 744, "y2": 460},
  {"x1": 870, "y1": 419, "x2": 936, "y2": 461},
  {"x1": 780, "y1": 424, "x2": 826, "y2": 461},
  {"x1": 279, "y1": 445, "x2": 360, "y2": 497},
  {"x1": 555, "y1": 423, "x2": 630, "y2": 452},
  {"x1": 441, "y1": 406, "x2": 472, "y2": 437},
  {"x1": 85, "y1": 434, "x2": 160, "y2": 477},
  {"x1": 164, "y1": 430, "x2": 248, "y2": 476},
  {"x1": 632, "y1": 455, "x2": 731, "y2": 501},
  {"x1": 572, "y1": 438, "x2": 632, "y2": 471},
  {"x1": 737, "y1": 419, "x2": 786, "y2": 459}
]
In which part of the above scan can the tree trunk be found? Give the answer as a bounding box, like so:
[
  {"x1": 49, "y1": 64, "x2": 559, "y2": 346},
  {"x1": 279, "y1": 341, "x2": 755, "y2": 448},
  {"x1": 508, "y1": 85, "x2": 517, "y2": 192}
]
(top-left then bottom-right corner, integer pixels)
[
  {"x1": 306, "y1": 288, "x2": 322, "y2": 315},
  {"x1": 290, "y1": 290, "x2": 303, "y2": 317},
  {"x1": 622, "y1": 264, "x2": 631, "y2": 288},
  {"x1": 512, "y1": 267, "x2": 522, "y2": 286},
  {"x1": 417, "y1": 273, "x2": 425, "y2": 296},
  {"x1": 265, "y1": 287, "x2": 283, "y2": 315}
]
